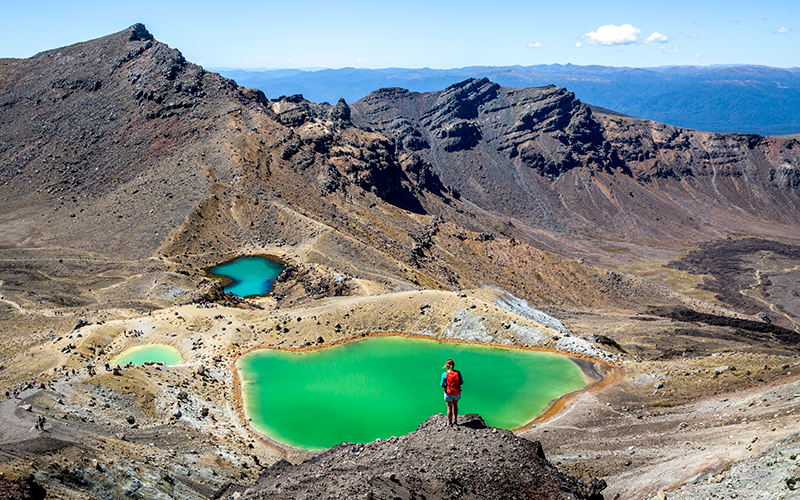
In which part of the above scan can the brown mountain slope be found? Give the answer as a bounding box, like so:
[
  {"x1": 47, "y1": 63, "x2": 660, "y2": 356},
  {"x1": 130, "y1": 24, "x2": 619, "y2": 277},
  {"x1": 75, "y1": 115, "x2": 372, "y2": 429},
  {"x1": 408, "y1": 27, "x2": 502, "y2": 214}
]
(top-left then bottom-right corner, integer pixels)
[
  {"x1": 0, "y1": 25, "x2": 798, "y2": 329},
  {"x1": 1, "y1": 25, "x2": 800, "y2": 500},
  {"x1": 0, "y1": 24, "x2": 687, "y2": 318},
  {"x1": 350, "y1": 79, "x2": 800, "y2": 256}
]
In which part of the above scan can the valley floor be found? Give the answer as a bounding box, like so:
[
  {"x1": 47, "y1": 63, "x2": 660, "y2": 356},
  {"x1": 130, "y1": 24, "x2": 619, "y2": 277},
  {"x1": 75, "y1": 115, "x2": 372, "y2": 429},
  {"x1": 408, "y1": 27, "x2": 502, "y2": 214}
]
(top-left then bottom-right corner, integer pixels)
[{"x1": 0, "y1": 286, "x2": 798, "y2": 499}]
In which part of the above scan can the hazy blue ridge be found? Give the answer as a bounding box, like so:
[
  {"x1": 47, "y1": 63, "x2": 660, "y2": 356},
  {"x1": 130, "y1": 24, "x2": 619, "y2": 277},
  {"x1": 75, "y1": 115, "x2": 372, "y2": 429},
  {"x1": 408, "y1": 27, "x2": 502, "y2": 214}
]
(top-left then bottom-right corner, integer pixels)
[{"x1": 212, "y1": 65, "x2": 800, "y2": 136}]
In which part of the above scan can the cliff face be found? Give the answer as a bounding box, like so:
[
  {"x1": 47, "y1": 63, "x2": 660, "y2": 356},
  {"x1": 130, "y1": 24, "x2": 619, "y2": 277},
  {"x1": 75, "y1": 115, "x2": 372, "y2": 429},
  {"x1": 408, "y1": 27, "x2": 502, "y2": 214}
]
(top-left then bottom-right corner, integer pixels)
[{"x1": 351, "y1": 78, "x2": 800, "y2": 245}]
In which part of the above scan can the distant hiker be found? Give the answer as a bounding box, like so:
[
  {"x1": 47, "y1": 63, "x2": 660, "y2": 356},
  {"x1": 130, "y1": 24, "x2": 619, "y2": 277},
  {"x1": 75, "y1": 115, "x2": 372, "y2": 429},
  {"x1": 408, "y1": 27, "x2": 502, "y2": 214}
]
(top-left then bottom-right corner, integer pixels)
[{"x1": 441, "y1": 358, "x2": 463, "y2": 427}]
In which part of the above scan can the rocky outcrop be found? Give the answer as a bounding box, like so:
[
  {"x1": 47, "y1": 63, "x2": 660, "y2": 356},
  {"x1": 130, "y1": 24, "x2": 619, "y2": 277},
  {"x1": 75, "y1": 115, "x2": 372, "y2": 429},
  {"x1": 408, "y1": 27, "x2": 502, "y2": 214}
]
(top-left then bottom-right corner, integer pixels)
[
  {"x1": 351, "y1": 78, "x2": 800, "y2": 245},
  {"x1": 351, "y1": 79, "x2": 621, "y2": 180},
  {"x1": 0, "y1": 475, "x2": 46, "y2": 500},
  {"x1": 267, "y1": 92, "x2": 446, "y2": 213},
  {"x1": 214, "y1": 414, "x2": 606, "y2": 500}
]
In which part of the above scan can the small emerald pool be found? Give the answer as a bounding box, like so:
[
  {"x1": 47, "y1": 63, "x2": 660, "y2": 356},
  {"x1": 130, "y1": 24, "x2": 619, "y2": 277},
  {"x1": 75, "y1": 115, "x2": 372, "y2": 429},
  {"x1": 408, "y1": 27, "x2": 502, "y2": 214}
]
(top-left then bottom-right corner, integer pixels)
[
  {"x1": 239, "y1": 336, "x2": 588, "y2": 450},
  {"x1": 110, "y1": 344, "x2": 183, "y2": 366},
  {"x1": 207, "y1": 256, "x2": 283, "y2": 297}
]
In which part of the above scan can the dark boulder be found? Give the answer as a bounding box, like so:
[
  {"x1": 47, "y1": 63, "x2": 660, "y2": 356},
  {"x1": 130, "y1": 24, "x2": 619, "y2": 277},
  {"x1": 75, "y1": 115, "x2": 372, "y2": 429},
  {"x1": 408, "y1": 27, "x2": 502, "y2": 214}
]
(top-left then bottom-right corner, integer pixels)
[{"x1": 0, "y1": 474, "x2": 46, "y2": 500}]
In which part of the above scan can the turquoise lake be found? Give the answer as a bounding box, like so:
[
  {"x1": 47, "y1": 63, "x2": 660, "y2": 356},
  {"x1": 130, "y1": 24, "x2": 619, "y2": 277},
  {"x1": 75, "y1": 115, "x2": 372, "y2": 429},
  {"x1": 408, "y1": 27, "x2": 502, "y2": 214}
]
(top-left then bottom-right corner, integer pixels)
[
  {"x1": 208, "y1": 256, "x2": 283, "y2": 297},
  {"x1": 110, "y1": 344, "x2": 183, "y2": 366},
  {"x1": 239, "y1": 336, "x2": 587, "y2": 450}
]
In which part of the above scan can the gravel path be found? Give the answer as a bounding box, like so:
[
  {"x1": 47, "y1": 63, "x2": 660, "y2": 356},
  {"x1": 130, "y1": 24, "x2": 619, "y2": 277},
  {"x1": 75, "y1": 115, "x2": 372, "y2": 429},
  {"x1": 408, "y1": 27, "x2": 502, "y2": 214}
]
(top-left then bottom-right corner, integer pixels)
[{"x1": 0, "y1": 388, "x2": 79, "y2": 462}]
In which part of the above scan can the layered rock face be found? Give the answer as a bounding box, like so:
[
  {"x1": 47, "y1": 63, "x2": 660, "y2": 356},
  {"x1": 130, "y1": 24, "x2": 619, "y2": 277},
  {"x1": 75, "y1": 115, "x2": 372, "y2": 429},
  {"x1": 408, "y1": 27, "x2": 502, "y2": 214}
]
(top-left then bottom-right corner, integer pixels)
[{"x1": 351, "y1": 78, "x2": 800, "y2": 244}]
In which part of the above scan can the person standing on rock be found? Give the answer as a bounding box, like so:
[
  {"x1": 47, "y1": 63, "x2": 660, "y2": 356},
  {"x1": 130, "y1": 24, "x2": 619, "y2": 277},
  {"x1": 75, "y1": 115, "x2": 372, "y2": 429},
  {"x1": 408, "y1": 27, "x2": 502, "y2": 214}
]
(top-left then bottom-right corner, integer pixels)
[{"x1": 441, "y1": 359, "x2": 463, "y2": 426}]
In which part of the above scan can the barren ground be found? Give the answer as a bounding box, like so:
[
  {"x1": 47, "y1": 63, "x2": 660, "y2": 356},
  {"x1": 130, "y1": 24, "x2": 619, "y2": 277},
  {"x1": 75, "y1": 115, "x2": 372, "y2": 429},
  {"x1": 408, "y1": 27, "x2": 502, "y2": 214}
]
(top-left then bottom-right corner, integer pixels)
[
  {"x1": 1, "y1": 26, "x2": 799, "y2": 499},
  {"x1": 1, "y1": 269, "x2": 799, "y2": 499}
]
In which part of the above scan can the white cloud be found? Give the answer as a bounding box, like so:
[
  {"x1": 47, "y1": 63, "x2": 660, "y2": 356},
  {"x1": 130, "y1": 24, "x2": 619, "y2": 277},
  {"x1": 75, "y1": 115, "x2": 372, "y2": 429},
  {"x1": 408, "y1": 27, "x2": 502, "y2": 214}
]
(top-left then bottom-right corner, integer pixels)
[
  {"x1": 582, "y1": 24, "x2": 643, "y2": 46},
  {"x1": 527, "y1": 42, "x2": 543, "y2": 49},
  {"x1": 774, "y1": 27, "x2": 791, "y2": 34},
  {"x1": 645, "y1": 32, "x2": 668, "y2": 43},
  {"x1": 571, "y1": 42, "x2": 583, "y2": 48},
  {"x1": 685, "y1": 33, "x2": 698, "y2": 38}
]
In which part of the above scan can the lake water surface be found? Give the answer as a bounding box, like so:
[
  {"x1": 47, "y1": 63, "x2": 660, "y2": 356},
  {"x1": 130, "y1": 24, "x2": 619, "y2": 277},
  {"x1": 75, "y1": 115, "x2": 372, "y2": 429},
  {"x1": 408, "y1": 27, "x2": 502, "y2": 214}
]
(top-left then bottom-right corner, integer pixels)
[
  {"x1": 239, "y1": 336, "x2": 587, "y2": 450},
  {"x1": 110, "y1": 344, "x2": 183, "y2": 366},
  {"x1": 208, "y1": 256, "x2": 283, "y2": 297}
]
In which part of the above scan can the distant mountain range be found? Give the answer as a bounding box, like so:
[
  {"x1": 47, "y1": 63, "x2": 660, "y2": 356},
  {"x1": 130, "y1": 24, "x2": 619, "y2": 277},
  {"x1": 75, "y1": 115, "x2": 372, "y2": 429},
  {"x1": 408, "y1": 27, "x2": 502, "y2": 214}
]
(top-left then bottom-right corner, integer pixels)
[{"x1": 213, "y1": 65, "x2": 800, "y2": 136}]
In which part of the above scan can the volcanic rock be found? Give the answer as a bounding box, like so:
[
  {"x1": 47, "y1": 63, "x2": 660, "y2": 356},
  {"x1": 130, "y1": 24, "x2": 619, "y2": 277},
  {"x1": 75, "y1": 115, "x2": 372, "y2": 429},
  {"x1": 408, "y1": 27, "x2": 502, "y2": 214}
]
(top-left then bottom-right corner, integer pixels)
[
  {"x1": 0, "y1": 474, "x2": 46, "y2": 500},
  {"x1": 214, "y1": 414, "x2": 605, "y2": 499},
  {"x1": 351, "y1": 78, "x2": 800, "y2": 247}
]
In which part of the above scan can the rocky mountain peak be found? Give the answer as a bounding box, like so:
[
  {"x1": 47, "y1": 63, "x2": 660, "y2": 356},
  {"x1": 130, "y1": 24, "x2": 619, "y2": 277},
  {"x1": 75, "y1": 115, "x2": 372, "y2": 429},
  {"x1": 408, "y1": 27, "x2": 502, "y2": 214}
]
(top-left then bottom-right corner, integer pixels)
[
  {"x1": 330, "y1": 97, "x2": 352, "y2": 126},
  {"x1": 422, "y1": 77, "x2": 500, "y2": 128},
  {"x1": 128, "y1": 23, "x2": 154, "y2": 42}
]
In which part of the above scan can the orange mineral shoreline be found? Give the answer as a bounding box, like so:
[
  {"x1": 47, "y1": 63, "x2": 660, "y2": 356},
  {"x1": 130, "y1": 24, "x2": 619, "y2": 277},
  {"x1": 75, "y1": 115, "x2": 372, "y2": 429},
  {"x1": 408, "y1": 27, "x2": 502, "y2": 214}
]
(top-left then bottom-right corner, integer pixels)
[{"x1": 522, "y1": 362, "x2": 622, "y2": 430}]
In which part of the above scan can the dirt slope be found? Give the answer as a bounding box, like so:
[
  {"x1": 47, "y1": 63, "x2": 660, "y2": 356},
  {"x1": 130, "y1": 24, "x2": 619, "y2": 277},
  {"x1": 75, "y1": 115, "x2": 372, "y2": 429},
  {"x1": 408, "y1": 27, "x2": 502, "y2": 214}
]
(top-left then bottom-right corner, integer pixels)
[{"x1": 0, "y1": 25, "x2": 799, "y2": 500}]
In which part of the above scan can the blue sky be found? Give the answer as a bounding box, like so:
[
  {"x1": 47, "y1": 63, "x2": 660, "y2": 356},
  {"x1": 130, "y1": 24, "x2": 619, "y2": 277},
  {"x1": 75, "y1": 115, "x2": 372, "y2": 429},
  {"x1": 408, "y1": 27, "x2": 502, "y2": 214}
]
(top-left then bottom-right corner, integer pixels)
[{"x1": 2, "y1": 0, "x2": 797, "y2": 69}]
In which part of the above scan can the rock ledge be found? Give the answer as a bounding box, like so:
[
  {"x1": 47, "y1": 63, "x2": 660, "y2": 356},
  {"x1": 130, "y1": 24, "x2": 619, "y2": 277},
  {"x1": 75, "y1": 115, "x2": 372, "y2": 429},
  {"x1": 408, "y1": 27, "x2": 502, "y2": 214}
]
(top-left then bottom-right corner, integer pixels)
[{"x1": 214, "y1": 413, "x2": 605, "y2": 499}]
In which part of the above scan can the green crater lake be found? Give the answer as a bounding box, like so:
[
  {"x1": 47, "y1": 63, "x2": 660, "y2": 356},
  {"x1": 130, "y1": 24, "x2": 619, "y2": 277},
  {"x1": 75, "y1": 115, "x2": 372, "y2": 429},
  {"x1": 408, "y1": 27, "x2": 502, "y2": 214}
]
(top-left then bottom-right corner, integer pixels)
[
  {"x1": 110, "y1": 344, "x2": 183, "y2": 366},
  {"x1": 208, "y1": 256, "x2": 283, "y2": 297},
  {"x1": 239, "y1": 336, "x2": 588, "y2": 450}
]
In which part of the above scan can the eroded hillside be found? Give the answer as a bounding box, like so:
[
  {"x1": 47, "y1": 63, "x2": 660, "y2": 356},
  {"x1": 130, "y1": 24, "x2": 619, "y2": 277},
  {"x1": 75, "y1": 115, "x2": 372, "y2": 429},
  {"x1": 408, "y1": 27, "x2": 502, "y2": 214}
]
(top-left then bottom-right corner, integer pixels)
[
  {"x1": 1, "y1": 25, "x2": 799, "y2": 500},
  {"x1": 350, "y1": 79, "x2": 800, "y2": 261}
]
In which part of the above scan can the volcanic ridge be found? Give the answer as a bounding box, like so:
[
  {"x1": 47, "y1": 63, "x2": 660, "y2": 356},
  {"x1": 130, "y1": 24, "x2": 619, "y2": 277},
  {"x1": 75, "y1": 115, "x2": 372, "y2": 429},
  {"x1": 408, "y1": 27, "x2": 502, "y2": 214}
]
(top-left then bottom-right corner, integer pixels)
[{"x1": 0, "y1": 24, "x2": 799, "y2": 500}]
